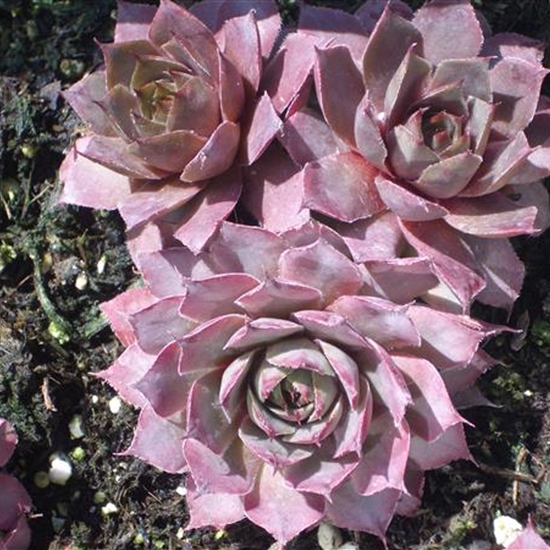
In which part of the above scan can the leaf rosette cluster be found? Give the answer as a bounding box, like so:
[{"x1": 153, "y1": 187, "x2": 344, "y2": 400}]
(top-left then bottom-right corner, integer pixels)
[
  {"x1": 60, "y1": 0, "x2": 281, "y2": 252},
  {"x1": 253, "y1": 0, "x2": 550, "y2": 312},
  {"x1": 98, "y1": 221, "x2": 501, "y2": 545}
]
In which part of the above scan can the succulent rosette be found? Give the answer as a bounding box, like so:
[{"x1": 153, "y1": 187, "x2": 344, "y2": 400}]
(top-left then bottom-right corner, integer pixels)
[
  {"x1": 0, "y1": 419, "x2": 32, "y2": 550},
  {"x1": 253, "y1": 0, "x2": 550, "y2": 311},
  {"x1": 60, "y1": 0, "x2": 282, "y2": 253},
  {"x1": 97, "y1": 220, "x2": 502, "y2": 545}
]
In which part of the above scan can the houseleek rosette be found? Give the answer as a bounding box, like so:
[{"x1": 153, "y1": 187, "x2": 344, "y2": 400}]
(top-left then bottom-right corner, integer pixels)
[
  {"x1": 60, "y1": 0, "x2": 281, "y2": 253},
  {"x1": 254, "y1": 0, "x2": 550, "y2": 311},
  {"x1": 97, "y1": 221, "x2": 501, "y2": 545}
]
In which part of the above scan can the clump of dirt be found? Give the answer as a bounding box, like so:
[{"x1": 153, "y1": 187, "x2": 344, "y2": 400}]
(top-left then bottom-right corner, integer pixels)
[{"x1": 0, "y1": 1, "x2": 549, "y2": 549}]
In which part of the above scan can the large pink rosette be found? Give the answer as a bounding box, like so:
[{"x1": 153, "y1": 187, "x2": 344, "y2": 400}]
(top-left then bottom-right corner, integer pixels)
[
  {"x1": 251, "y1": 0, "x2": 550, "y2": 312},
  {"x1": 97, "y1": 220, "x2": 502, "y2": 546},
  {"x1": 60, "y1": 0, "x2": 281, "y2": 254},
  {"x1": 0, "y1": 419, "x2": 32, "y2": 550}
]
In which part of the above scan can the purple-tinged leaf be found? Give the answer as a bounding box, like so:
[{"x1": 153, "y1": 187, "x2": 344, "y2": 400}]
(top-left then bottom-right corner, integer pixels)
[
  {"x1": 315, "y1": 46, "x2": 365, "y2": 148},
  {"x1": 122, "y1": 405, "x2": 186, "y2": 473},
  {"x1": 244, "y1": 464, "x2": 326, "y2": 546},
  {"x1": 225, "y1": 318, "x2": 304, "y2": 351},
  {"x1": 413, "y1": 0, "x2": 483, "y2": 65},
  {"x1": 115, "y1": 0, "x2": 156, "y2": 42},
  {"x1": 59, "y1": 142, "x2": 132, "y2": 210},
  {"x1": 303, "y1": 152, "x2": 383, "y2": 223},
  {"x1": 362, "y1": 6, "x2": 423, "y2": 112}
]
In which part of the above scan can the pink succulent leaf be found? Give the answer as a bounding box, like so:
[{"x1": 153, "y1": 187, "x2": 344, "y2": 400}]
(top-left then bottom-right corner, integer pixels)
[
  {"x1": 183, "y1": 438, "x2": 260, "y2": 496},
  {"x1": 262, "y1": 32, "x2": 320, "y2": 114},
  {"x1": 363, "y1": 257, "x2": 438, "y2": 304},
  {"x1": 461, "y1": 235, "x2": 525, "y2": 312},
  {"x1": 327, "y1": 482, "x2": 401, "y2": 541},
  {"x1": 121, "y1": 405, "x2": 187, "y2": 473},
  {"x1": 180, "y1": 122, "x2": 241, "y2": 182},
  {"x1": 408, "y1": 422, "x2": 472, "y2": 470},
  {"x1": 445, "y1": 193, "x2": 538, "y2": 238},
  {"x1": 173, "y1": 167, "x2": 242, "y2": 253},
  {"x1": 412, "y1": 0, "x2": 483, "y2": 65},
  {"x1": 489, "y1": 57, "x2": 549, "y2": 139},
  {"x1": 298, "y1": 3, "x2": 369, "y2": 61},
  {"x1": 351, "y1": 412, "x2": 410, "y2": 495},
  {"x1": 441, "y1": 350, "x2": 496, "y2": 398},
  {"x1": 400, "y1": 219, "x2": 486, "y2": 310},
  {"x1": 395, "y1": 465, "x2": 424, "y2": 516},
  {"x1": 375, "y1": 175, "x2": 449, "y2": 222},
  {"x1": 62, "y1": 72, "x2": 115, "y2": 136},
  {"x1": 177, "y1": 314, "x2": 247, "y2": 375},
  {"x1": 328, "y1": 296, "x2": 421, "y2": 350},
  {"x1": 210, "y1": 222, "x2": 286, "y2": 278},
  {"x1": 333, "y1": 212, "x2": 405, "y2": 262},
  {"x1": 282, "y1": 438, "x2": 361, "y2": 496},
  {"x1": 315, "y1": 46, "x2": 364, "y2": 148},
  {"x1": 291, "y1": 310, "x2": 369, "y2": 350},
  {"x1": 0, "y1": 473, "x2": 32, "y2": 550},
  {"x1": 178, "y1": 274, "x2": 259, "y2": 322},
  {"x1": 460, "y1": 133, "x2": 533, "y2": 197},
  {"x1": 482, "y1": 32, "x2": 546, "y2": 66},
  {"x1": 129, "y1": 296, "x2": 193, "y2": 354},
  {"x1": 392, "y1": 354, "x2": 466, "y2": 441},
  {"x1": 280, "y1": 107, "x2": 342, "y2": 167},
  {"x1": 242, "y1": 142, "x2": 308, "y2": 233},
  {"x1": 405, "y1": 305, "x2": 502, "y2": 369},
  {"x1": 59, "y1": 141, "x2": 132, "y2": 210},
  {"x1": 244, "y1": 463, "x2": 326, "y2": 546},
  {"x1": 134, "y1": 341, "x2": 191, "y2": 418},
  {"x1": 302, "y1": 152, "x2": 383, "y2": 223},
  {"x1": 354, "y1": 0, "x2": 413, "y2": 33},
  {"x1": 235, "y1": 279, "x2": 322, "y2": 318},
  {"x1": 97, "y1": 343, "x2": 155, "y2": 408},
  {"x1": 505, "y1": 518, "x2": 550, "y2": 550},
  {"x1": 217, "y1": 12, "x2": 261, "y2": 97},
  {"x1": 224, "y1": 317, "x2": 304, "y2": 351},
  {"x1": 185, "y1": 476, "x2": 245, "y2": 530},
  {"x1": 115, "y1": 1, "x2": 156, "y2": 42},
  {"x1": 362, "y1": 6, "x2": 423, "y2": 112},
  {"x1": 239, "y1": 92, "x2": 282, "y2": 166},
  {"x1": 278, "y1": 239, "x2": 363, "y2": 306},
  {"x1": 355, "y1": 341, "x2": 412, "y2": 426},
  {"x1": 506, "y1": 182, "x2": 550, "y2": 234},
  {"x1": 354, "y1": 97, "x2": 388, "y2": 171},
  {"x1": 118, "y1": 179, "x2": 206, "y2": 232},
  {"x1": 100, "y1": 288, "x2": 158, "y2": 347}
]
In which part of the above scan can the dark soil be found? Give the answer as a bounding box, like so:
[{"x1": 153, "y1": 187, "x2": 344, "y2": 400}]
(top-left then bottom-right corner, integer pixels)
[{"x1": 0, "y1": 1, "x2": 549, "y2": 549}]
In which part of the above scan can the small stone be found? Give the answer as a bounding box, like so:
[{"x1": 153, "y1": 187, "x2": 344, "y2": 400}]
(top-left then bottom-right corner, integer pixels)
[
  {"x1": 493, "y1": 515, "x2": 523, "y2": 547},
  {"x1": 34, "y1": 471, "x2": 50, "y2": 489},
  {"x1": 68, "y1": 414, "x2": 85, "y2": 439},
  {"x1": 108, "y1": 396, "x2": 122, "y2": 414},
  {"x1": 101, "y1": 502, "x2": 118, "y2": 516},
  {"x1": 48, "y1": 453, "x2": 73, "y2": 486}
]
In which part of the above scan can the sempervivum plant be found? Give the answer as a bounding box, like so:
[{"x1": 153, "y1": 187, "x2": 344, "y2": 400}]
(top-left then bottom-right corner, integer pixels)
[
  {"x1": 60, "y1": 0, "x2": 281, "y2": 253},
  {"x1": 97, "y1": 220, "x2": 502, "y2": 546},
  {"x1": 253, "y1": 0, "x2": 550, "y2": 312},
  {"x1": 0, "y1": 418, "x2": 32, "y2": 550}
]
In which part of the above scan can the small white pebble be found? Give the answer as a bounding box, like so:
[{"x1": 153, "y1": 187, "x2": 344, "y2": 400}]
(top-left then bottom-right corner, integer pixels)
[
  {"x1": 524, "y1": 389, "x2": 533, "y2": 397},
  {"x1": 101, "y1": 502, "x2": 118, "y2": 516},
  {"x1": 75, "y1": 271, "x2": 88, "y2": 291},
  {"x1": 493, "y1": 515, "x2": 523, "y2": 546},
  {"x1": 108, "y1": 396, "x2": 122, "y2": 414},
  {"x1": 176, "y1": 527, "x2": 184, "y2": 540},
  {"x1": 175, "y1": 485, "x2": 187, "y2": 497},
  {"x1": 96, "y1": 254, "x2": 107, "y2": 275},
  {"x1": 68, "y1": 414, "x2": 85, "y2": 439},
  {"x1": 91, "y1": 395, "x2": 99, "y2": 404},
  {"x1": 48, "y1": 454, "x2": 73, "y2": 486}
]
